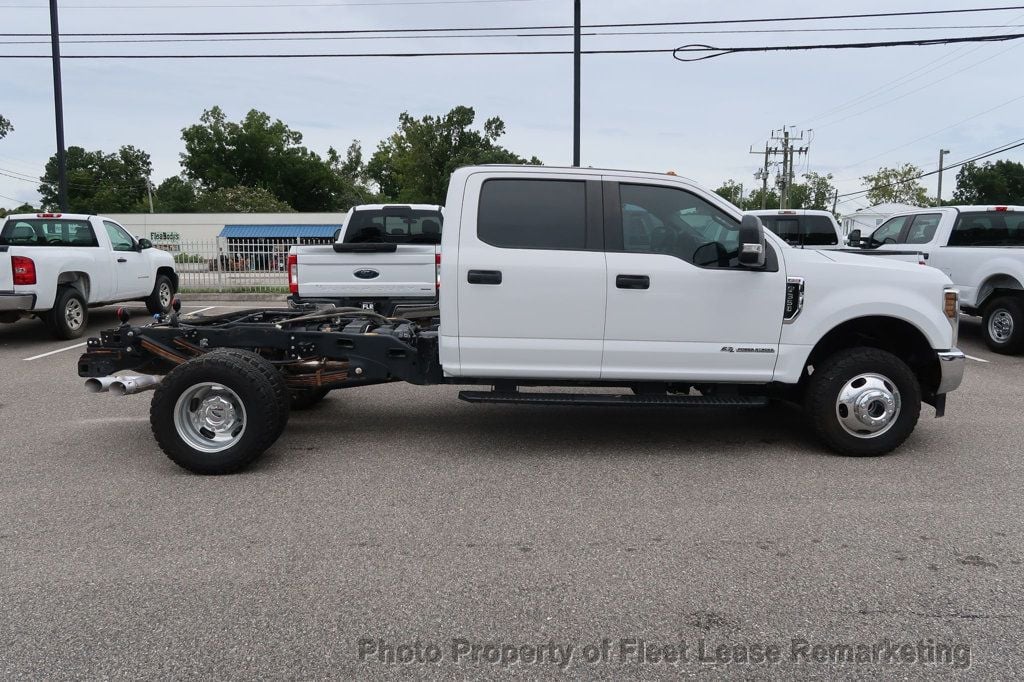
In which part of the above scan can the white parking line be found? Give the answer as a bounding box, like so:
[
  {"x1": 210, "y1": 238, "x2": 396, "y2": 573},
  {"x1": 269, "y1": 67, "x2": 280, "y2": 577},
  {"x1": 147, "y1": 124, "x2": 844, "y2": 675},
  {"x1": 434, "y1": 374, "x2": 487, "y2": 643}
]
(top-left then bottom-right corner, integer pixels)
[
  {"x1": 21, "y1": 305, "x2": 219, "y2": 361},
  {"x1": 965, "y1": 354, "x2": 990, "y2": 363},
  {"x1": 22, "y1": 342, "x2": 88, "y2": 362}
]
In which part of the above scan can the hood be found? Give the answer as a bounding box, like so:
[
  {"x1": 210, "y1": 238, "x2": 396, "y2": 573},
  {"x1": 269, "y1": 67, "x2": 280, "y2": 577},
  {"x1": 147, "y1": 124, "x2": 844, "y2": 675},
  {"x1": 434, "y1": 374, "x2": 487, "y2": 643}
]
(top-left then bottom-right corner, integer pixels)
[{"x1": 785, "y1": 247, "x2": 953, "y2": 285}]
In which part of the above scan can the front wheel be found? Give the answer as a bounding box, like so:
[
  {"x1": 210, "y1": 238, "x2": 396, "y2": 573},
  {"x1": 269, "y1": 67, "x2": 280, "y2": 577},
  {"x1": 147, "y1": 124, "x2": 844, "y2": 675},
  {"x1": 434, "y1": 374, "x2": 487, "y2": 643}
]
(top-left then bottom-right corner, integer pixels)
[
  {"x1": 150, "y1": 349, "x2": 290, "y2": 474},
  {"x1": 982, "y1": 296, "x2": 1024, "y2": 355},
  {"x1": 804, "y1": 347, "x2": 921, "y2": 457},
  {"x1": 146, "y1": 274, "x2": 176, "y2": 316}
]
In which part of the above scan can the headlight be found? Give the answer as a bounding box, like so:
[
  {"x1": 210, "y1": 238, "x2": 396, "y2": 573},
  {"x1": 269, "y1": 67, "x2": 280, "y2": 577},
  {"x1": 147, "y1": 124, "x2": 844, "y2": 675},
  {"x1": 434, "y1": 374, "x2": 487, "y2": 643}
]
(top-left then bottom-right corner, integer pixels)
[{"x1": 943, "y1": 287, "x2": 960, "y2": 347}]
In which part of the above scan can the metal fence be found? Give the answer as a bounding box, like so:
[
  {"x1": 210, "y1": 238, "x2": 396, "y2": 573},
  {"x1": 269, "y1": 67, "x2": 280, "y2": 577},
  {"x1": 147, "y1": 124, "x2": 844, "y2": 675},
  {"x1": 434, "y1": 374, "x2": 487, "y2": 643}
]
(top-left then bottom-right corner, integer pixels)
[{"x1": 156, "y1": 237, "x2": 331, "y2": 293}]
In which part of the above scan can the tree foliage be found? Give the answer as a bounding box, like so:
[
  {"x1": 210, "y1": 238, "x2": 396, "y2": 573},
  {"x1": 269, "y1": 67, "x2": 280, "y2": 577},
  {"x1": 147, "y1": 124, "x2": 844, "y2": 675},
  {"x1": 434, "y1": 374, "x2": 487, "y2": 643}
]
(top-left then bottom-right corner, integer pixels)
[
  {"x1": 952, "y1": 160, "x2": 1024, "y2": 205},
  {"x1": 366, "y1": 106, "x2": 541, "y2": 204},
  {"x1": 713, "y1": 179, "x2": 745, "y2": 206},
  {"x1": 153, "y1": 176, "x2": 199, "y2": 212},
  {"x1": 861, "y1": 164, "x2": 928, "y2": 206},
  {"x1": 195, "y1": 185, "x2": 295, "y2": 213},
  {"x1": 39, "y1": 145, "x2": 152, "y2": 212},
  {"x1": 0, "y1": 115, "x2": 11, "y2": 141},
  {"x1": 180, "y1": 106, "x2": 367, "y2": 211},
  {"x1": 715, "y1": 172, "x2": 837, "y2": 214}
]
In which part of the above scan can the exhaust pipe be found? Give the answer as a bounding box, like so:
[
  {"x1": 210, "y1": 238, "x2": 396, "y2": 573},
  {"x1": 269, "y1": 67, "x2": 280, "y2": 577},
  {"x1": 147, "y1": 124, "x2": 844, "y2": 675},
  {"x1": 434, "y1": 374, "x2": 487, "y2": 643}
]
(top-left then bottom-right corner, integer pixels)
[
  {"x1": 85, "y1": 376, "x2": 119, "y2": 393},
  {"x1": 109, "y1": 375, "x2": 163, "y2": 396}
]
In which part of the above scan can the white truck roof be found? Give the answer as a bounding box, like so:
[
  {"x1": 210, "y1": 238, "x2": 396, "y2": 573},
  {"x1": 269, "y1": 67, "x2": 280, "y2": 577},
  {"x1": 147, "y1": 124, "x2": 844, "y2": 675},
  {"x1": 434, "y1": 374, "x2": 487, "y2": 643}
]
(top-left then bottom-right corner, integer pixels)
[{"x1": 748, "y1": 209, "x2": 836, "y2": 218}]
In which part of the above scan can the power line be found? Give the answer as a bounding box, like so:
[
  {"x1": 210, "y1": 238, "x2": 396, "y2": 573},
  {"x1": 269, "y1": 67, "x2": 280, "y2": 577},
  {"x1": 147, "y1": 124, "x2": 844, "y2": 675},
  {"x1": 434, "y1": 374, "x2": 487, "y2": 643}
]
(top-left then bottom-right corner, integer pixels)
[
  {"x1": 7, "y1": 5, "x2": 1024, "y2": 36},
  {"x1": 0, "y1": 0, "x2": 542, "y2": 7}
]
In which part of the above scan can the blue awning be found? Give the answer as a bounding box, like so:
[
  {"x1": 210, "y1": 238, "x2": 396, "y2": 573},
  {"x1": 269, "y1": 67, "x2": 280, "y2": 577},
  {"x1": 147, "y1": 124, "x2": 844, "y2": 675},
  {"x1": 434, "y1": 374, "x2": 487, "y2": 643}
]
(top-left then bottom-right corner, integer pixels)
[{"x1": 219, "y1": 224, "x2": 340, "y2": 239}]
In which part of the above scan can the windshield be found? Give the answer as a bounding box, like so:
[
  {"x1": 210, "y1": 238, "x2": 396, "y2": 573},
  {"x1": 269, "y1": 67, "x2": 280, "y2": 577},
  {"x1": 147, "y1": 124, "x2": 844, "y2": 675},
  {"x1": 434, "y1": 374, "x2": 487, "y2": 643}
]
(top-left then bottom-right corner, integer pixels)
[
  {"x1": 756, "y1": 215, "x2": 838, "y2": 247},
  {"x1": 343, "y1": 208, "x2": 443, "y2": 245},
  {"x1": 0, "y1": 218, "x2": 99, "y2": 247}
]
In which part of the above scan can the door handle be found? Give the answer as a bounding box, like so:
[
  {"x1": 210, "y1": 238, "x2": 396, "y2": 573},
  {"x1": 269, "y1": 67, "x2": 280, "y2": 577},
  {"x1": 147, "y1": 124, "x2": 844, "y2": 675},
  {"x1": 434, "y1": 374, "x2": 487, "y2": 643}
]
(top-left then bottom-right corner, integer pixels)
[
  {"x1": 467, "y1": 269, "x2": 502, "y2": 285},
  {"x1": 616, "y1": 274, "x2": 650, "y2": 290},
  {"x1": 117, "y1": 258, "x2": 127, "y2": 263}
]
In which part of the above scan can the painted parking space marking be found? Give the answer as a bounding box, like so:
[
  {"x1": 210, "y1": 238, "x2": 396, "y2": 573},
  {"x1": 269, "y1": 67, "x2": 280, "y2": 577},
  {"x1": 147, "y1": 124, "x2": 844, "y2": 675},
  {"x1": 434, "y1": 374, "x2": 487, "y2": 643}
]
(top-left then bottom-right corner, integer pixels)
[{"x1": 965, "y1": 354, "x2": 990, "y2": 363}]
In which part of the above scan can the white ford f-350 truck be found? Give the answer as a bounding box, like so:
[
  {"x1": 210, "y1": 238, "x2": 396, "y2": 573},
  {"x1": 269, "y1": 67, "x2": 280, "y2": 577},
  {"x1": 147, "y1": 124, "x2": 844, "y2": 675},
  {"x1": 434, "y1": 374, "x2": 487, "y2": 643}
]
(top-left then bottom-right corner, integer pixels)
[
  {"x1": 1, "y1": 213, "x2": 178, "y2": 338},
  {"x1": 849, "y1": 205, "x2": 1024, "y2": 353},
  {"x1": 287, "y1": 204, "x2": 443, "y2": 315},
  {"x1": 78, "y1": 166, "x2": 965, "y2": 474}
]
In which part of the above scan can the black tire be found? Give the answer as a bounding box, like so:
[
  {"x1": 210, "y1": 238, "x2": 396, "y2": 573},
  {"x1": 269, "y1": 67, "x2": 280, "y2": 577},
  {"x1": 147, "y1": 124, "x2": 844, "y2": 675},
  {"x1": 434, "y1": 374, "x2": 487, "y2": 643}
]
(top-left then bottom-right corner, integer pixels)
[
  {"x1": 44, "y1": 286, "x2": 88, "y2": 340},
  {"x1": 982, "y1": 296, "x2": 1024, "y2": 355},
  {"x1": 804, "y1": 347, "x2": 921, "y2": 457},
  {"x1": 290, "y1": 387, "x2": 330, "y2": 410},
  {"x1": 145, "y1": 274, "x2": 176, "y2": 316},
  {"x1": 150, "y1": 349, "x2": 290, "y2": 475}
]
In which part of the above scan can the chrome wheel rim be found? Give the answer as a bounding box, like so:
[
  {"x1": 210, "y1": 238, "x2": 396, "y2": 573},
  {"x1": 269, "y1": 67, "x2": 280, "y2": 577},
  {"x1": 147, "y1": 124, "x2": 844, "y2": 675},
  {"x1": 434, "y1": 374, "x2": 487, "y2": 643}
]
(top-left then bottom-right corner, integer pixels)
[
  {"x1": 173, "y1": 382, "x2": 247, "y2": 453},
  {"x1": 989, "y1": 310, "x2": 1014, "y2": 343},
  {"x1": 65, "y1": 298, "x2": 84, "y2": 330},
  {"x1": 835, "y1": 373, "x2": 901, "y2": 439},
  {"x1": 158, "y1": 282, "x2": 173, "y2": 308}
]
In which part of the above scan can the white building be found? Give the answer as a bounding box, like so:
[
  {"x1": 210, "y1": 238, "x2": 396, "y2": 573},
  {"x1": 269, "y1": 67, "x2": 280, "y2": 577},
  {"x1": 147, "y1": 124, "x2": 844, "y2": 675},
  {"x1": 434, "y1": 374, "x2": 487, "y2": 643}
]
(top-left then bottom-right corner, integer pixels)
[
  {"x1": 106, "y1": 212, "x2": 345, "y2": 242},
  {"x1": 841, "y1": 203, "x2": 920, "y2": 237}
]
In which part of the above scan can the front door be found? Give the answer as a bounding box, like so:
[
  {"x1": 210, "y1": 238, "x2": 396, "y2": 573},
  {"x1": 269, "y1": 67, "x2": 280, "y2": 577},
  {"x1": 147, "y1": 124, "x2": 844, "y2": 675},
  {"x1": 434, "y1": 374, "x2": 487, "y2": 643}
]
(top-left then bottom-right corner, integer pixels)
[
  {"x1": 454, "y1": 172, "x2": 607, "y2": 379},
  {"x1": 104, "y1": 220, "x2": 151, "y2": 298},
  {"x1": 602, "y1": 179, "x2": 787, "y2": 382}
]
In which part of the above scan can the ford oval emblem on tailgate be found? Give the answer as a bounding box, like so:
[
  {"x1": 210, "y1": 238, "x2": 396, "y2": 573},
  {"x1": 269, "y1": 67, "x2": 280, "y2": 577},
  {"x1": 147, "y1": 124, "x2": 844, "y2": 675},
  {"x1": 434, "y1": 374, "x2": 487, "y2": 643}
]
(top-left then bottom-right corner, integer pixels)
[{"x1": 354, "y1": 269, "x2": 380, "y2": 280}]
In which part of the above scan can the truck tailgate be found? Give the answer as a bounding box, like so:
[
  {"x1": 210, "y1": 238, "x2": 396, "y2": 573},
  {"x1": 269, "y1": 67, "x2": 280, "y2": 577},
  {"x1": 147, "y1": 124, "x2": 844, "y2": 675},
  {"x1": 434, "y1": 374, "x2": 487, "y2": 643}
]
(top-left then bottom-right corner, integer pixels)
[
  {"x1": 297, "y1": 245, "x2": 437, "y2": 298},
  {"x1": 0, "y1": 247, "x2": 14, "y2": 290}
]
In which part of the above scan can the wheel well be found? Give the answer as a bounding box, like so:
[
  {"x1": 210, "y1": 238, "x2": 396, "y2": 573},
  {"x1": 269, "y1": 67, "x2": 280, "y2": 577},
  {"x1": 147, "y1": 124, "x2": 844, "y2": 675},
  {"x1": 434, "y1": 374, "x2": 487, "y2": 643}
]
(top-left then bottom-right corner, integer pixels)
[
  {"x1": 804, "y1": 316, "x2": 940, "y2": 398},
  {"x1": 977, "y1": 274, "x2": 1024, "y2": 309},
  {"x1": 57, "y1": 271, "x2": 90, "y2": 300},
  {"x1": 156, "y1": 266, "x2": 179, "y2": 290}
]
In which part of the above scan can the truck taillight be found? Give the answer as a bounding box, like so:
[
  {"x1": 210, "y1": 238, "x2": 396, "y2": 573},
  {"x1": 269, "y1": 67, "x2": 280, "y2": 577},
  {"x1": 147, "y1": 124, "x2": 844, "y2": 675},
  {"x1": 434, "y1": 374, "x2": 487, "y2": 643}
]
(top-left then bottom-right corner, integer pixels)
[
  {"x1": 12, "y1": 255, "x2": 36, "y2": 285},
  {"x1": 435, "y1": 252, "x2": 441, "y2": 291},
  {"x1": 287, "y1": 253, "x2": 298, "y2": 295}
]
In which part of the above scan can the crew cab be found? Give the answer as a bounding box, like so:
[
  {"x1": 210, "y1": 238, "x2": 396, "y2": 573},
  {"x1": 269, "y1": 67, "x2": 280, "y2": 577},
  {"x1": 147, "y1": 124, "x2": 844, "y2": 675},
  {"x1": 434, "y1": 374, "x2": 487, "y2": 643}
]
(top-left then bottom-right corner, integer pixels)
[
  {"x1": 746, "y1": 209, "x2": 842, "y2": 249},
  {"x1": 849, "y1": 205, "x2": 1024, "y2": 353},
  {"x1": 0, "y1": 213, "x2": 177, "y2": 339},
  {"x1": 287, "y1": 204, "x2": 442, "y2": 315},
  {"x1": 78, "y1": 166, "x2": 964, "y2": 475}
]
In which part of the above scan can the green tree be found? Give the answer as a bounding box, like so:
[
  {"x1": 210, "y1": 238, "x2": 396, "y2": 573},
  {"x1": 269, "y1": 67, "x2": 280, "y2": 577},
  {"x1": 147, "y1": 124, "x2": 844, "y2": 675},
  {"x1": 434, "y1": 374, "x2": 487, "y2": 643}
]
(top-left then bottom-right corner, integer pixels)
[
  {"x1": 195, "y1": 186, "x2": 294, "y2": 213},
  {"x1": 366, "y1": 106, "x2": 541, "y2": 204},
  {"x1": 861, "y1": 164, "x2": 928, "y2": 206},
  {"x1": 790, "y1": 172, "x2": 837, "y2": 211},
  {"x1": 714, "y1": 179, "x2": 745, "y2": 206},
  {"x1": 153, "y1": 176, "x2": 199, "y2": 212},
  {"x1": 39, "y1": 145, "x2": 152, "y2": 212},
  {"x1": 952, "y1": 160, "x2": 1024, "y2": 205},
  {"x1": 180, "y1": 106, "x2": 363, "y2": 212},
  {"x1": 0, "y1": 115, "x2": 11, "y2": 141}
]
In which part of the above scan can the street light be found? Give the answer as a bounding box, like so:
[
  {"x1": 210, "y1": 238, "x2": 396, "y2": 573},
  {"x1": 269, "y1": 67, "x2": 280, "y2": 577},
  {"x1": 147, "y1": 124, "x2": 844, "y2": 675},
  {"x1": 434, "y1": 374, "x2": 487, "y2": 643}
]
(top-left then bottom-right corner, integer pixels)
[{"x1": 937, "y1": 149, "x2": 950, "y2": 207}]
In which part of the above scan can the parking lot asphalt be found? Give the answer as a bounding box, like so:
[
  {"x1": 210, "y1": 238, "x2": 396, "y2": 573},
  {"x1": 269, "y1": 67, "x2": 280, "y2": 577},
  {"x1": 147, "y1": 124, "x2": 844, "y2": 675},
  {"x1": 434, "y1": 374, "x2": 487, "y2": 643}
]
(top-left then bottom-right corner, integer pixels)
[{"x1": 0, "y1": 303, "x2": 1021, "y2": 679}]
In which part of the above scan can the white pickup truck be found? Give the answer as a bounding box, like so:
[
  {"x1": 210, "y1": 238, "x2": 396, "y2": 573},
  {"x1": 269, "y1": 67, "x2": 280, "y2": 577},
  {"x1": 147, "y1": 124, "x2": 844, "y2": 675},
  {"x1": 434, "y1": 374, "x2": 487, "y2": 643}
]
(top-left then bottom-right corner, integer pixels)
[
  {"x1": 0, "y1": 213, "x2": 178, "y2": 339},
  {"x1": 849, "y1": 205, "x2": 1024, "y2": 353},
  {"x1": 287, "y1": 204, "x2": 442, "y2": 315},
  {"x1": 79, "y1": 166, "x2": 965, "y2": 474}
]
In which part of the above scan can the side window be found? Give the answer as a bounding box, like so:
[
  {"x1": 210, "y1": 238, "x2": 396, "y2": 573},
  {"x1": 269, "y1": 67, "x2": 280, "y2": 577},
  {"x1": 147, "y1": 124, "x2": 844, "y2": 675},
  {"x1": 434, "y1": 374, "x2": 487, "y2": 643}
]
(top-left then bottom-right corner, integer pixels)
[
  {"x1": 103, "y1": 221, "x2": 135, "y2": 252},
  {"x1": 478, "y1": 179, "x2": 586, "y2": 250},
  {"x1": 869, "y1": 216, "x2": 910, "y2": 246},
  {"x1": 903, "y1": 214, "x2": 941, "y2": 245},
  {"x1": 619, "y1": 184, "x2": 741, "y2": 268},
  {"x1": 949, "y1": 212, "x2": 1024, "y2": 246}
]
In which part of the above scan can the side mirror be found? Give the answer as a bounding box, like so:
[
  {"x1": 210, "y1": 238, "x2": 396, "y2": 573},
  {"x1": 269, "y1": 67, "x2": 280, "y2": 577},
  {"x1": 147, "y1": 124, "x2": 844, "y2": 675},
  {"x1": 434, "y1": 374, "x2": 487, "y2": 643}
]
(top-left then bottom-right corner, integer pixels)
[
  {"x1": 737, "y1": 215, "x2": 766, "y2": 268},
  {"x1": 846, "y1": 229, "x2": 861, "y2": 248},
  {"x1": 137, "y1": 238, "x2": 153, "y2": 250}
]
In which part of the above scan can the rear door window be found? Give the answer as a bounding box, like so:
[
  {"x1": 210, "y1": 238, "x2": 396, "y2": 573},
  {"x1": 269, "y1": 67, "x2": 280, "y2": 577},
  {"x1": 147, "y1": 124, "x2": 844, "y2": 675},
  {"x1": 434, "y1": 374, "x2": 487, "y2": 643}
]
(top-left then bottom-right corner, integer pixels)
[
  {"x1": 478, "y1": 179, "x2": 587, "y2": 250},
  {"x1": 0, "y1": 219, "x2": 98, "y2": 247},
  {"x1": 948, "y1": 211, "x2": 1024, "y2": 246},
  {"x1": 902, "y1": 213, "x2": 941, "y2": 244},
  {"x1": 344, "y1": 208, "x2": 443, "y2": 245}
]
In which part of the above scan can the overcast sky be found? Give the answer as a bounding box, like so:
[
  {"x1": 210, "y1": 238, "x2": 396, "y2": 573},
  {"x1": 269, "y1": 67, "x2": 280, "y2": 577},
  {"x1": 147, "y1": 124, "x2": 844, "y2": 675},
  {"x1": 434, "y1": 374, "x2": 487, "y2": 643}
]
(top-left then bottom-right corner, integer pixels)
[{"x1": 1, "y1": 0, "x2": 1022, "y2": 214}]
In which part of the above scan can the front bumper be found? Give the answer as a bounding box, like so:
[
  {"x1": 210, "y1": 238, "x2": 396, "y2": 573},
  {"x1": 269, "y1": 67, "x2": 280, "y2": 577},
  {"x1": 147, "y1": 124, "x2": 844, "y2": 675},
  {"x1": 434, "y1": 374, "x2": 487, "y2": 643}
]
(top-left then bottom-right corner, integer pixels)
[
  {"x1": 936, "y1": 349, "x2": 966, "y2": 395},
  {"x1": 0, "y1": 292, "x2": 36, "y2": 312}
]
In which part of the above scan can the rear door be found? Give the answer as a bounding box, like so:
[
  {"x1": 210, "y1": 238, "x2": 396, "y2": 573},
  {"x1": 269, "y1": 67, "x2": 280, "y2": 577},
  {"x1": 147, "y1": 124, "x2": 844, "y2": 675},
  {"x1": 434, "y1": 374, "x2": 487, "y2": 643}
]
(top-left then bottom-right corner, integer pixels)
[
  {"x1": 455, "y1": 172, "x2": 606, "y2": 379},
  {"x1": 103, "y1": 220, "x2": 151, "y2": 298},
  {"x1": 603, "y1": 179, "x2": 787, "y2": 382}
]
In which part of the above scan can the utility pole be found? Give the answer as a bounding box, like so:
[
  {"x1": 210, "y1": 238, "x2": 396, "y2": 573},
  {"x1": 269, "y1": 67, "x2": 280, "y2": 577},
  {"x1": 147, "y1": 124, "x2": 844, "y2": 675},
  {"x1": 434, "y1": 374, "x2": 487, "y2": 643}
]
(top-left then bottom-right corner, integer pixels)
[
  {"x1": 750, "y1": 126, "x2": 809, "y2": 210},
  {"x1": 49, "y1": 0, "x2": 69, "y2": 212},
  {"x1": 572, "y1": 0, "x2": 581, "y2": 167},
  {"x1": 936, "y1": 148, "x2": 950, "y2": 207},
  {"x1": 146, "y1": 178, "x2": 155, "y2": 213},
  {"x1": 750, "y1": 143, "x2": 771, "y2": 210}
]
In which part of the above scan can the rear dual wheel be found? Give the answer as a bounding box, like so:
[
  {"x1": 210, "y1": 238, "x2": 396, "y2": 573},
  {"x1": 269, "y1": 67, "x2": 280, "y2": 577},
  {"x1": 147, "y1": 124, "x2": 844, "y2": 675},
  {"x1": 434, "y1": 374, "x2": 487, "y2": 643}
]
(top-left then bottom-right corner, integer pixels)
[{"x1": 151, "y1": 349, "x2": 290, "y2": 475}]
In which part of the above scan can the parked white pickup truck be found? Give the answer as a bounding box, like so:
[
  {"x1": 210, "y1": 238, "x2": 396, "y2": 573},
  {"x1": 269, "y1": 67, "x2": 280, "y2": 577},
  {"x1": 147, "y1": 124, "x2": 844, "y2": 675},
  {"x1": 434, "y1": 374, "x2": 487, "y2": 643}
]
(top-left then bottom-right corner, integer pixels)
[
  {"x1": 287, "y1": 204, "x2": 442, "y2": 315},
  {"x1": 0, "y1": 213, "x2": 177, "y2": 339},
  {"x1": 80, "y1": 166, "x2": 964, "y2": 474},
  {"x1": 849, "y1": 205, "x2": 1024, "y2": 353}
]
